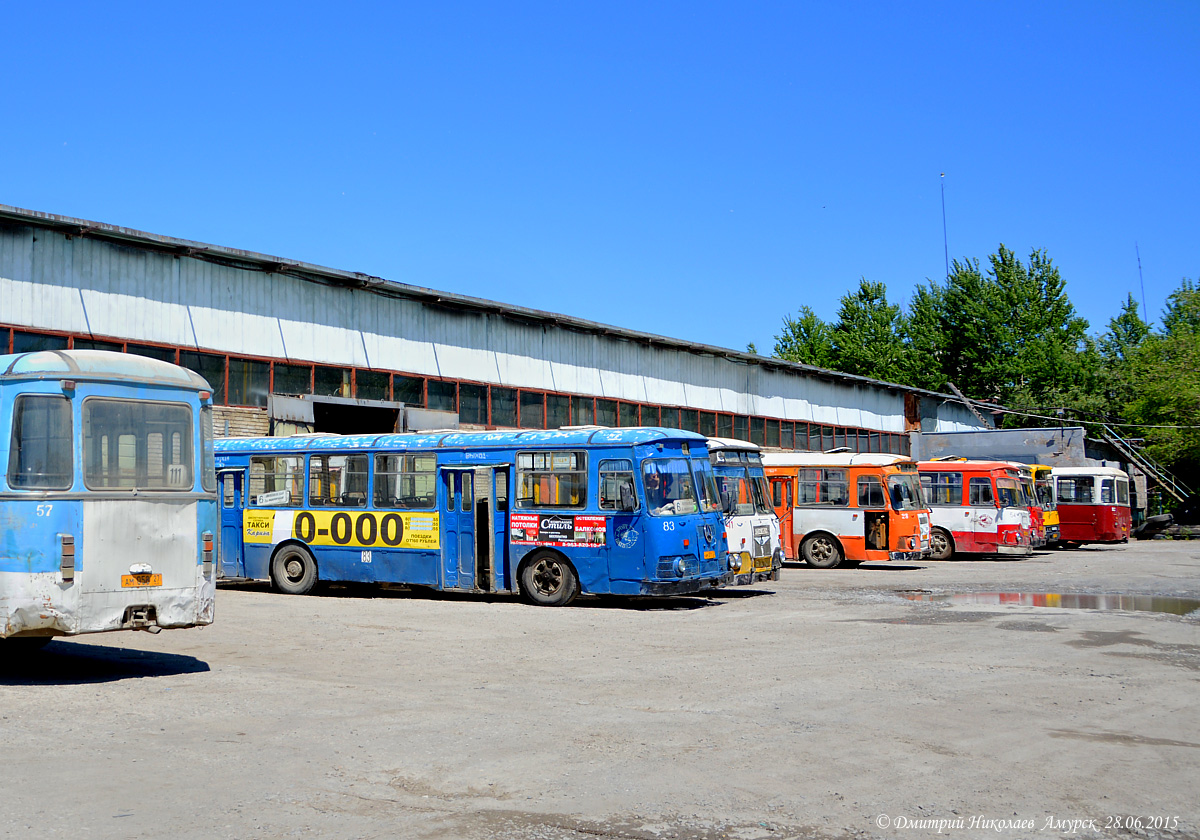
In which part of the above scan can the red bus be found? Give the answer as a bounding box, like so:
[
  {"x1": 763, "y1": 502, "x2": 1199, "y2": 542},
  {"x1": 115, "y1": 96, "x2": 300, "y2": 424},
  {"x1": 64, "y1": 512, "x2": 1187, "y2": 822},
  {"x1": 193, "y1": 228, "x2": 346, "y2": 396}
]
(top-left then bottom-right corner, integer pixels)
[{"x1": 1051, "y1": 466, "x2": 1131, "y2": 546}]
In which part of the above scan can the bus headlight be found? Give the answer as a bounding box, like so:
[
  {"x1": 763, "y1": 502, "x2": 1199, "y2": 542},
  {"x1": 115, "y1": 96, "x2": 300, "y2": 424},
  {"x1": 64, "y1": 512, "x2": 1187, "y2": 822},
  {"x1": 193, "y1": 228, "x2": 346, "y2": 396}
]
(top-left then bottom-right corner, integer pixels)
[
  {"x1": 673, "y1": 557, "x2": 689, "y2": 578},
  {"x1": 727, "y1": 553, "x2": 740, "y2": 571}
]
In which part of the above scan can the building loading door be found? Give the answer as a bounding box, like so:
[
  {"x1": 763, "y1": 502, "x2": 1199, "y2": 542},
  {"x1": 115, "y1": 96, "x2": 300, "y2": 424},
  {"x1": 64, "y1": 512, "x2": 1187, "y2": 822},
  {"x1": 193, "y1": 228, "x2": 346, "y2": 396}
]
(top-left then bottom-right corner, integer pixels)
[
  {"x1": 218, "y1": 469, "x2": 245, "y2": 578},
  {"x1": 441, "y1": 468, "x2": 477, "y2": 591}
]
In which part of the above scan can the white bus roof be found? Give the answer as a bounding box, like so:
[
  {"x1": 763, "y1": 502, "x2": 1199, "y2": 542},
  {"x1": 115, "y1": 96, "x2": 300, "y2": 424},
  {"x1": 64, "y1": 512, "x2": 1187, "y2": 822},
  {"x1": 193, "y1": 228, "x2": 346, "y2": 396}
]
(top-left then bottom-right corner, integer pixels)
[
  {"x1": 706, "y1": 437, "x2": 761, "y2": 453},
  {"x1": 1051, "y1": 466, "x2": 1130, "y2": 480},
  {"x1": 762, "y1": 452, "x2": 913, "y2": 468}
]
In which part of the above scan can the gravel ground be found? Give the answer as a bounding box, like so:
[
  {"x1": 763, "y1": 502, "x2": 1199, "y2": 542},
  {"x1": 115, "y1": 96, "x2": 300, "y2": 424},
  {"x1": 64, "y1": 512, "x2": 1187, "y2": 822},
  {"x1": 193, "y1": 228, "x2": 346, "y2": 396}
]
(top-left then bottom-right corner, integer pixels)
[{"x1": 3, "y1": 540, "x2": 1199, "y2": 840}]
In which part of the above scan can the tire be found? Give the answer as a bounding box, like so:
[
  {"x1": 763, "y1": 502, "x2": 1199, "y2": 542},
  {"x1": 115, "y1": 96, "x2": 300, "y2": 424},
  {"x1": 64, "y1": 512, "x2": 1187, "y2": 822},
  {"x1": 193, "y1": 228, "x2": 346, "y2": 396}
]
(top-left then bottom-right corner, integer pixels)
[
  {"x1": 800, "y1": 534, "x2": 843, "y2": 569},
  {"x1": 519, "y1": 551, "x2": 580, "y2": 607},
  {"x1": 1058, "y1": 541, "x2": 1082, "y2": 551},
  {"x1": 271, "y1": 544, "x2": 318, "y2": 595},
  {"x1": 929, "y1": 527, "x2": 954, "y2": 561}
]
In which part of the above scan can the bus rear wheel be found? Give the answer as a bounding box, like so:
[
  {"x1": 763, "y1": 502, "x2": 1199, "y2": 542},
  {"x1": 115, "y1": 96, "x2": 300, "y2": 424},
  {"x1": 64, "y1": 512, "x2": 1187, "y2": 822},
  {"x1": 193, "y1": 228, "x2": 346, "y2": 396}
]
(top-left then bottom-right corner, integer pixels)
[
  {"x1": 800, "y1": 534, "x2": 843, "y2": 569},
  {"x1": 271, "y1": 544, "x2": 318, "y2": 595},
  {"x1": 929, "y1": 527, "x2": 954, "y2": 561},
  {"x1": 520, "y1": 551, "x2": 579, "y2": 607}
]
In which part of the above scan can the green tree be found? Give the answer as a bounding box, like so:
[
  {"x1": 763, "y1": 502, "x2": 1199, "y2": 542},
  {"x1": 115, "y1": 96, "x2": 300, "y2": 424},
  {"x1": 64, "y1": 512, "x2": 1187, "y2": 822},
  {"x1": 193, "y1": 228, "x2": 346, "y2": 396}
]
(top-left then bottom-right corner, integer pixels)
[
  {"x1": 828, "y1": 278, "x2": 907, "y2": 382},
  {"x1": 1099, "y1": 293, "x2": 1151, "y2": 364},
  {"x1": 899, "y1": 283, "x2": 949, "y2": 391},
  {"x1": 1161, "y1": 278, "x2": 1200, "y2": 335},
  {"x1": 773, "y1": 305, "x2": 835, "y2": 368}
]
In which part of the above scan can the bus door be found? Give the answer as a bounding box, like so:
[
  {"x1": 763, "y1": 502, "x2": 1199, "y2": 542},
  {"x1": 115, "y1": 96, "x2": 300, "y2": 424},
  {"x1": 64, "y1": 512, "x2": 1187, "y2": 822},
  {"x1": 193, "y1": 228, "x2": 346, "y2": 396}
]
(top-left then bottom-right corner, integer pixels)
[
  {"x1": 472, "y1": 465, "x2": 498, "y2": 593},
  {"x1": 769, "y1": 476, "x2": 793, "y2": 558},
  {"x1": 491, "y1": 467, "x2": 511, "y2": 592},
  {"x1": 441, "y1": 467, "x2": 476, "y2": 590},
  {"x1": 218, "y1": 469, "x2": 245, "y2": 578}
]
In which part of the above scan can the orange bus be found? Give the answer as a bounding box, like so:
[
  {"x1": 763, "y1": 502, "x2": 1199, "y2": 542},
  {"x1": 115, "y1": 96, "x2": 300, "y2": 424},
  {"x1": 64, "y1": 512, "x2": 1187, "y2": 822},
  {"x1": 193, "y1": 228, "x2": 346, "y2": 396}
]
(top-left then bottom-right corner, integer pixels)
[{"x1": 762, "y1": 453, "x2": 931, "y2": 568}]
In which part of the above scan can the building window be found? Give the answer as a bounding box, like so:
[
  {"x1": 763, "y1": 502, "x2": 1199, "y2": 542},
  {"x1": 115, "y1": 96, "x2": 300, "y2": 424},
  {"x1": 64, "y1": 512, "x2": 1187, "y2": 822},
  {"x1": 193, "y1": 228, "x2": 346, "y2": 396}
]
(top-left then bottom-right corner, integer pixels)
[
  {"x1": 491, "y1": 387, "x2": 517, "y2": 427},
  {"x1": 547, "y1": 394, "x2": 570, "y2": 429},
  {"x1": 680, "y1": 409, "x2": 699, "y2": 433},
  {"x1": 458, "y1": 383, "x2": 488, "y2": 425},
  {"x1": 520, "y1": 392, "x2": 545, "y2": 429},
  {"x1": 75, "y1": 337, "x2": 124, "y2": 353},
  {"x1": 596, "y1": 399, "x2": 617, "y2": 427},
  {"x1": 717, "y1": 414, "x2": 733, "y2": 438},
  {"x1": 619, "y1": 402, "x2": 639, "y2": 427},
  {"x1": 181, "y1": 351, "x2": 228, "y2": 405},
  {"x1": 781, "y1": 422, "x2": 793, "y2": 450},
  {"x1": 355, "y1": 370, "x2": 390, "y2": 402},
  {"x1": 427, "y1": 380, "x2": 456, "y2": 412},
  {"x1": 393, "y1": 374, "x2": 425, "y2": 407},
  {"x1": 228, "y1": 358, "x2": 270, "y2": 407},
  {"x1": 699, "y1": 412, "x2": 716, "y2": 437},
  {"x1": 315, "y1": 366, "x2": 351, "y2": 398},
  {"x1": 13, "y1": 331, "x2": 68, "y2": 354},
  {"x1": 571, "y1": 396, "x2": 594, "y2": 426},
  {"x1": 661, "y1": 407, "x2": 680, "y2": 429},
  {"x1": 733, "y1": 415, "x2": 748, "y2": 441},
  {"x1": 750, "y1": 416, "x2": 765, "y2": 446},
  {"x1": 126, "y1": 343, "x2": 177, "y2": 364},
  {"x1": 274, "y1": 363, "x2": 312, "y2": 395}
]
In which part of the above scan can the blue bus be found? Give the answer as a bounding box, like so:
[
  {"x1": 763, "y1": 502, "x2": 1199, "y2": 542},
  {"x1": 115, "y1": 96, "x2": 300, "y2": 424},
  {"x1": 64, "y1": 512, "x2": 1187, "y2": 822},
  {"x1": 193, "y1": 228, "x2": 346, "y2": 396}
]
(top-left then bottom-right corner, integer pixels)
[
  {"x1": 213, "y1": 427, "x2": 734, "y2": 605},
  {"x1": 1, "y1": 350, "x2": 218, "y2": 647}
]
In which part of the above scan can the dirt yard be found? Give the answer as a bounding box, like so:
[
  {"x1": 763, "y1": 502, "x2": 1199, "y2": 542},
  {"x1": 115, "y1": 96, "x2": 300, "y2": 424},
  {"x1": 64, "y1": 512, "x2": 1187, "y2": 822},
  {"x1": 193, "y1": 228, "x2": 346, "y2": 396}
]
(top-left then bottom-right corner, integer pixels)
[{"x1": 3, "y1": 540, "x2": 1198, "y2": 840}]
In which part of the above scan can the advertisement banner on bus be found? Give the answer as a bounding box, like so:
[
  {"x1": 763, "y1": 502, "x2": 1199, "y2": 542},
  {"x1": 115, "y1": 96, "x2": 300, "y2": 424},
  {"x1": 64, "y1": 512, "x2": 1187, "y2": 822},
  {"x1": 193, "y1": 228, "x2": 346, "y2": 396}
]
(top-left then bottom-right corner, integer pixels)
[
  {"x1": 243, "y1": 509, "x2": 440, "y2": 550},
  {"x1": 511, "y1": 513, "x2": 607, "y2": 546}
]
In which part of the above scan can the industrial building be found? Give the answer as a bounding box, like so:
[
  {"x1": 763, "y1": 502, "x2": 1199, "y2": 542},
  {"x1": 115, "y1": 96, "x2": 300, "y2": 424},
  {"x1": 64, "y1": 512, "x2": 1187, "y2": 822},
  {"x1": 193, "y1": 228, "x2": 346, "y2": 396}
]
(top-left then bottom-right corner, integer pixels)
[{"x1": 1, "y1": 203, "x2": 990, "y2": 445}]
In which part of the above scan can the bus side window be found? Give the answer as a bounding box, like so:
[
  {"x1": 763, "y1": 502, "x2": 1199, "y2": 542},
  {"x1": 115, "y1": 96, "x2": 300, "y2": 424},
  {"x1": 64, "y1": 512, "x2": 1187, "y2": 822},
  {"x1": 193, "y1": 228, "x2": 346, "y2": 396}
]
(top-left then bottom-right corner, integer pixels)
[
  {"x1": 1100, "y1": 479, "x2": 1115, "y2": 504},
  {"x1": 968, "y1": 477, "x2": 994, "y2": 506},
  {"x1": 599, "y1": 459, "x2": 637, "y2": 511},
  {"x1": 461, "y1": 473, "x2": 473, "y2": 512},
  {"x1": 495, "y1": 474, "x2": 509, "y2": 512},
  {"x1": 857, "y1": 475, "x2": 886, "y2": 508}
]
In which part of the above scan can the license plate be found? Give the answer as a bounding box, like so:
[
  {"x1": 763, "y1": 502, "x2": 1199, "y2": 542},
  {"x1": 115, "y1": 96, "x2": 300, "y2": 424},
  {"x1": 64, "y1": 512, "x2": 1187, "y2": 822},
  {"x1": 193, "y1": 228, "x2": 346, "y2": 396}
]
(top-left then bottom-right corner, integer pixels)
[{"x1": 121, "y1": 573, "x2": 162, "y2": 588}]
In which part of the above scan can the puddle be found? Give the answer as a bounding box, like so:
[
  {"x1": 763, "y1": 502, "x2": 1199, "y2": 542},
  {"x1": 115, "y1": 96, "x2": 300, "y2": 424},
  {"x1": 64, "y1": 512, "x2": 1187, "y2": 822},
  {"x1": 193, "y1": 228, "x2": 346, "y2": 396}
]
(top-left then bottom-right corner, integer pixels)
[{"x1": 898, "y1": 591, "x2": 1200, "y2": 616}]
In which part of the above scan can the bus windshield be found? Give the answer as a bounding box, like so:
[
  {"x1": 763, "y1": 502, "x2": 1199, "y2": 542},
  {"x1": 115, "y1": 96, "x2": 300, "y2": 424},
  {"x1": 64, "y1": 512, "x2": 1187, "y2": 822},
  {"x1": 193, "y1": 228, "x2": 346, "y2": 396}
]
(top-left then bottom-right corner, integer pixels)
[
  {"x1": 691, "y1": 458, "x2": 723, "y2": 514},
  {"x1": 643, "y1": 458, "x2": 699, "y2": 516},
  {"x1": 713, "y1": 464, "x2": 772, "y2": 515},
  {"x1": 1020, "y1": 479, "x2": 1037, "y2": 507},
  {"x1": 1035, "y1": 480, "x2": 1055, "y2": 509},
  {"x1": 887, "y1": 474, "x2": 924, "y2": 511},
  {"x1": 996, "y1": 478, "x2": 1022, "y2": 508}
]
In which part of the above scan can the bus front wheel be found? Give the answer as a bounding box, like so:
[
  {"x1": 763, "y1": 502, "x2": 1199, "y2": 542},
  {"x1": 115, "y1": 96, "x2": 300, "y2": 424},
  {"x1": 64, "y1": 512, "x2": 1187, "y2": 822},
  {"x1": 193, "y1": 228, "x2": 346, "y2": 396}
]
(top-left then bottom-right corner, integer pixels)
[
  {"x1": 800, "y1": 534, "x2": 843, "y2": 569},
  {"x1": 271, "y1": 544, "x2": 318, "y2": 595},
  {"x1": 519, "y1": 551, "x2": 579, "y2": 607},
  {"x1": 929, "y1": 527, "x2": 954, "y2": 561}
]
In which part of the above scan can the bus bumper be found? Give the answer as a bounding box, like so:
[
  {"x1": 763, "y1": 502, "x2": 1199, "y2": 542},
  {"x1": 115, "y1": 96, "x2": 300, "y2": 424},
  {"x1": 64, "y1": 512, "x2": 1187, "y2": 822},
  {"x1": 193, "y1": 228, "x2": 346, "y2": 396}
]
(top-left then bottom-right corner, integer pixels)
[
  {"x1": 639, "y1": 572, "x2": 734, "y2": 596},
  {"x1": 888, "y1": 549, "x2": 925, "y2": 562},
  {"x1": 994, "y1": 545, "x2": 1033, "y2": 556},
  {"x1": 1046, "y1": 525, "x2": 1060, "y2": 542}
]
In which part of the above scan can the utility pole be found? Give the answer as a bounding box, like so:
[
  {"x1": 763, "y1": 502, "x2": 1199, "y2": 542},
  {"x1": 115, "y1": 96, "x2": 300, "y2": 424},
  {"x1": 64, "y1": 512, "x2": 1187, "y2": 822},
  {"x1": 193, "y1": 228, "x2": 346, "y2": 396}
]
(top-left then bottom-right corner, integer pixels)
[{"x1": 940, "y1": 173, "x2": 949, "y2": 278}]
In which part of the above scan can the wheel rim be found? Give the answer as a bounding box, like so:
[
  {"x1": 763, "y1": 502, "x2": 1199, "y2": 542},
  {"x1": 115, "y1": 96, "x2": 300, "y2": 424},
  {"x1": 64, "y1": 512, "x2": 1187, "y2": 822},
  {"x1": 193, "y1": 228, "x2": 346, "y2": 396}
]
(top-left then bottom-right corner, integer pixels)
[
  {"x1": 810, "y1": 538, "x2": 833, "y2": 563},
  {"x1": 931, "y1": 532, "x2": 948, "y2": 555},
  {"x1": 283, "y1": 555, "x2": 305, "y2": 583},
  {"x1": 531, "y1": 558, "x2": 564, "y2": 596}
]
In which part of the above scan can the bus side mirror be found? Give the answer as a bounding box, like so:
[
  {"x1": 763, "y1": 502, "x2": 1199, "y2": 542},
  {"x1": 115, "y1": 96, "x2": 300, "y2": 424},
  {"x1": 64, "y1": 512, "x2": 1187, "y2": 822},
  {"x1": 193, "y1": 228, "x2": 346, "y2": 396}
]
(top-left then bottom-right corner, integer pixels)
[{"x1": 619, "y1": 483, "x2": 636, "y2": 512}]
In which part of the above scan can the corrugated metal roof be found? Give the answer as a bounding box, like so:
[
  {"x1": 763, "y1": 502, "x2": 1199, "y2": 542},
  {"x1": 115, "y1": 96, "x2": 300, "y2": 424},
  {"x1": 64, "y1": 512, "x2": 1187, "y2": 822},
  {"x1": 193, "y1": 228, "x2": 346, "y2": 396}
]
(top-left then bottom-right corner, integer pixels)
[{"x1": 0, "y1": 203, "x2": 985, "y2": 409}]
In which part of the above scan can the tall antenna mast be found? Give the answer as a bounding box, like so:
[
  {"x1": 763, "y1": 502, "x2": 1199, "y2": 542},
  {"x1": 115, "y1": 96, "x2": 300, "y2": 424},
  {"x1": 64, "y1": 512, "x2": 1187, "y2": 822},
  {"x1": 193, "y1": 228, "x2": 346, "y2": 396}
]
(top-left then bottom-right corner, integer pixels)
[
  {"x1": 940, "y1": 173, "x2": 949, "y2": 277},
  {"x1": 1136, "y1": 242, "x2": 1148, "y2": 322}
]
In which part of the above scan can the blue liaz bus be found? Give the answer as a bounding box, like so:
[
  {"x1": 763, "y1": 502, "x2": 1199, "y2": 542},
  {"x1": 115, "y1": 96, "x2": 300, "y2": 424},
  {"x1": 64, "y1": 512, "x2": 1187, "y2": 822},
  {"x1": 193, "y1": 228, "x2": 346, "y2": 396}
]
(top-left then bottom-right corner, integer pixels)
[
  {"x1": 214, "y1": 428, "x2": 734, "y2": 606},
  {"x1": 1, "y1": 350, "x2": 218, "y2": 648}
]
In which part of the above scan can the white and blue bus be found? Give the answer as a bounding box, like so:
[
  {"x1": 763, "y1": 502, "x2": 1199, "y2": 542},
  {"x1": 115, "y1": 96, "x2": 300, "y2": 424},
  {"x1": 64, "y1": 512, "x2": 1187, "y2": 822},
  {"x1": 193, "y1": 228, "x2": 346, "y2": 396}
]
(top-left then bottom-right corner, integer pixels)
[
  {"x1": 214, "y1": 428, "x2": 734, "y2": 606},
  {"x1": 1, "y1": 350, "x2": 218, "y2": 648}
]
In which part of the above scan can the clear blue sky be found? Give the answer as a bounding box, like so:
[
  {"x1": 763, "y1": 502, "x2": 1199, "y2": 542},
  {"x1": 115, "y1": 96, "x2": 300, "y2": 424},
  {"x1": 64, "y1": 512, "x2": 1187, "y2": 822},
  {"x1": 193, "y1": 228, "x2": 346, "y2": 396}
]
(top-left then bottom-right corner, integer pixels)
[{"x1": 3, "y1": 2, "x2": 1196, "y2": 353}]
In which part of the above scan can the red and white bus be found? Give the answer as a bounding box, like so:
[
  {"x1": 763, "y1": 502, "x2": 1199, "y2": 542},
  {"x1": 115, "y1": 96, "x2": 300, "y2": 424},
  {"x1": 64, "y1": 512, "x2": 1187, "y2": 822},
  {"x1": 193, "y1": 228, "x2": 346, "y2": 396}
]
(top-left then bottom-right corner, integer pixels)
[
  {"x1": 1051, "y1": 466, "x2": 1132, "y2": 546},
  {"x1": 1011, "y1": 463, "x2": 1046, "y2": 548},
  {"x1": 918, "y1": 460, "x2": 1032, "y2": 560}
]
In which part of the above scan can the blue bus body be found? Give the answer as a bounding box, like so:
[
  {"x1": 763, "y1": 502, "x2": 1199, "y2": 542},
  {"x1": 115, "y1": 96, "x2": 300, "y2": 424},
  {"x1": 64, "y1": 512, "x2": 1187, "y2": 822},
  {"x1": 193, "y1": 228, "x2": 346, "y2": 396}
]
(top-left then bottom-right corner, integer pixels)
[
  {"x1": 1, "y1": 351, "x2": 218, "y2": 640},
  {"x1": 214, "y1": 428, "x2": 734, "y2": 605}
]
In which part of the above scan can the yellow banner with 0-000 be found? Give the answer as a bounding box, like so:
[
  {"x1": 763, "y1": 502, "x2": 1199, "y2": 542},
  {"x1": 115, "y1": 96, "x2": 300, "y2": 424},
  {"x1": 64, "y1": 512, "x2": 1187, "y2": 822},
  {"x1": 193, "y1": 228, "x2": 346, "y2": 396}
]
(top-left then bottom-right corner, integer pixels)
[{"x1": 244, "y1": 509, "x2": 440, "y2": 550}]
